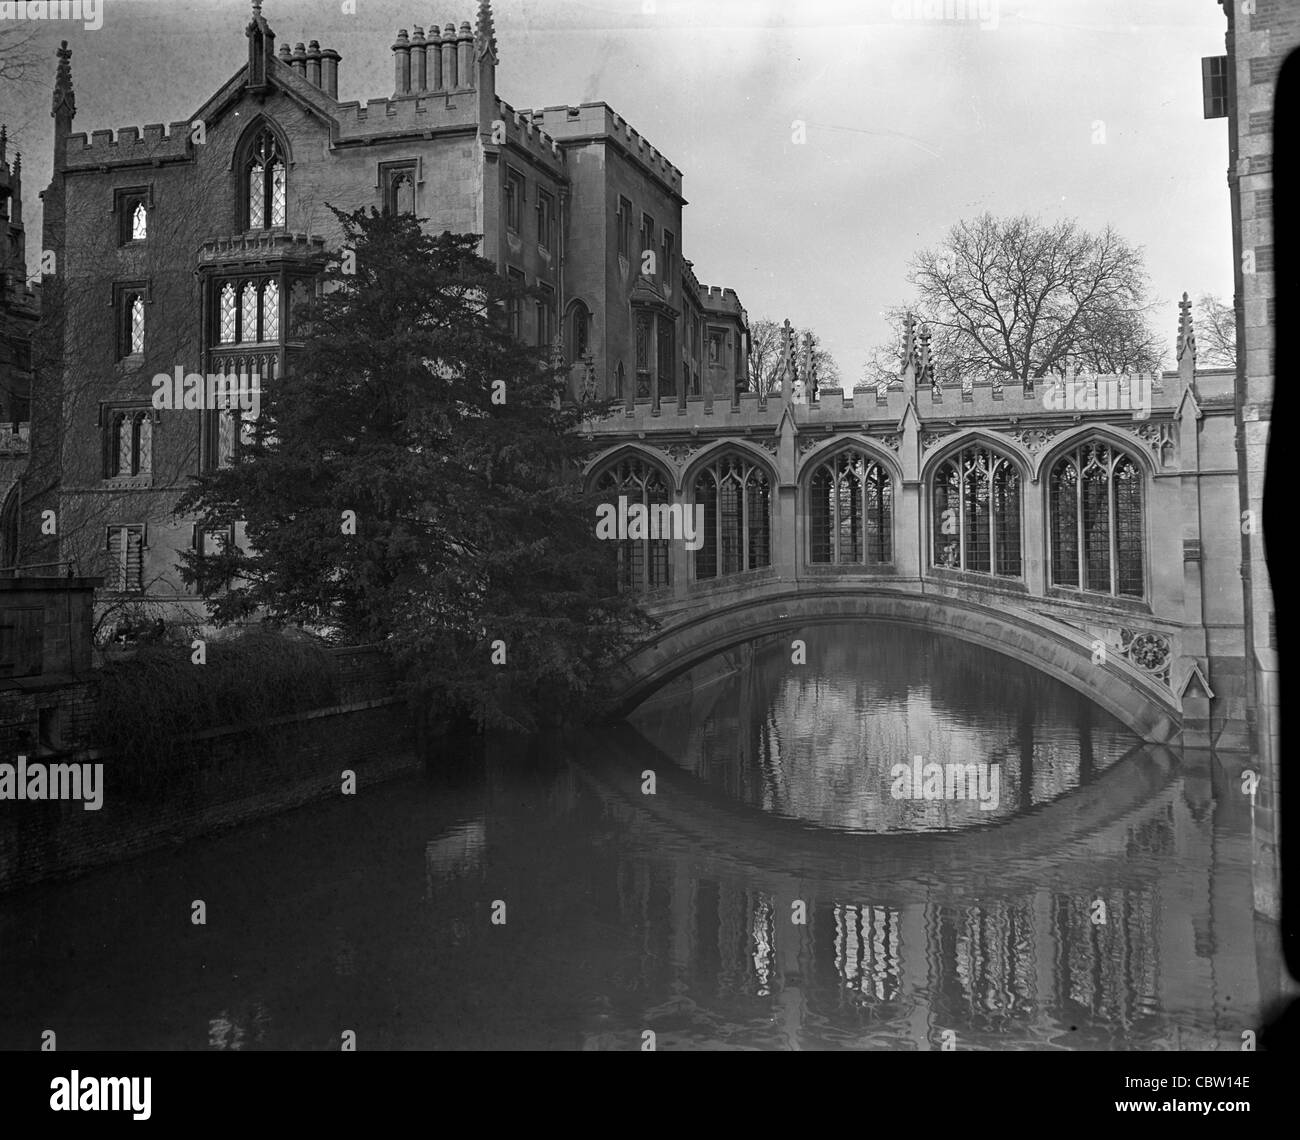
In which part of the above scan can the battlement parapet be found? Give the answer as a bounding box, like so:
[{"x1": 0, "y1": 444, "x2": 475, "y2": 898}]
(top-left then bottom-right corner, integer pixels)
[
  {"x1": 700, "y1": 284, "x2": 744, "y2": 315},
  {"x1": 332, "y1": 92, "x2": 481, "y2": 143},
  {"x1": 493, "y1": 100, "x2": 566, "y2": 172},
  {"x1": 64, "y1": 121, "x2": 193, "y2": 168},
  {"x1": 594, "y1": 371, "x2": 1188, "y2": 435},
  {"x1": 530, "y1": 103, "x2": 683, "y2": 195}
]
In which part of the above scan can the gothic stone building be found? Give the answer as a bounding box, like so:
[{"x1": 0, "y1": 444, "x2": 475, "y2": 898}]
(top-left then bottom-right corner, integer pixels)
[
  {"x1": 0, "y1": 125, "x2": 36, "y2": 572},
  {"x1": 25, "y1": 1, "x2": 749, "y2": 624}
]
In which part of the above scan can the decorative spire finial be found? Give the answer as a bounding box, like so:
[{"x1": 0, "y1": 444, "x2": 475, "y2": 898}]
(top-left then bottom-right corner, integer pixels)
[
  {"x1": 901, "y1": 312, "x2": 917, "y2": 372},
  {"x1": 52, "y1": 41, "x2": 75, "y2": 121},
  {"x1": 476, "y1": 0, "x2": 497, "y2": 59},
  {"x1": 918, "y1": 323, "x2": 935, "y2": 390},
  {"x1": 1177, "y1": 291, "x2": 1196, "y2": 364}
]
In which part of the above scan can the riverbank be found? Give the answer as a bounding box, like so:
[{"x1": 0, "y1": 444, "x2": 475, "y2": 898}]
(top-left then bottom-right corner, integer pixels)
[{"x1": 0, "y1": 692, "x2": 422, "y2": 894}]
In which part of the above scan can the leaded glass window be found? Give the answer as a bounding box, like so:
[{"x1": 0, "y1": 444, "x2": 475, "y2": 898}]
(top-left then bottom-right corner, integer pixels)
[
  {"x1": 240, "y1": 282, "x2": 258, "y2": 343},
  {"x1": 246, "y1": 128, "x2": 285, "y2": 230},
  {"x1": 133, "y1": 413, "x2": 152, "y2": 476},
  {"x1": 261, "y1": 280, "x2": 279, "y2": 342},
  {"x1": 593, "y1": 456, "x2": 673, "y2": 592},
  {"x1": 694, "y1": 453, "x2": 772, "y2": 580},
  {"x1": 931, "y1": 445, "x2": 1021, "y2": 577},
  {"x1": 219, "y1": 283, "x2": 237, "y2": 343},
  {"x1": 129, "y1": 295, "x2": 145, "y2": 354},
  {"x1": 808, "y1": 448, "x2": 892, "y2": 566},
  {"x1": 1049, "y1": 442, "x2": 1144, "y2": 598},
  {"x1": 114, "y1": 413, "x2": 130, "y2": 476}
]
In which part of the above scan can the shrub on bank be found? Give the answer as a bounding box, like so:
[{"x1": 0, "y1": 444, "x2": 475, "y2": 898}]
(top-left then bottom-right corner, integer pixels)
[{"x1": 93, "y1": 633, "x2": 341, "y2": 777}]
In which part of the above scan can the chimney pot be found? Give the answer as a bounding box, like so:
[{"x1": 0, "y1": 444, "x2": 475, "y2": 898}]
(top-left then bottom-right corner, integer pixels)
[
  {"x1": 442, "y1": 23, "x2": 457, "y2": 89},
  {"x1": 305, "y1": 40, "x2": 322, "y2": 87},
  {"x1": 321, "y1": 48, "x2": 341, "y2": 99},
  {"x1": 429, "y1": 26, "x2": 444, "y2": 90},
  {"x1": 411, "y1": 27, "x2": 427, "y2": 92},
  {"x1": 457, "y1": 21, "x2": 473, "y2": 90},
  {"x1": 291, "y1": 42, "x2": 307, "y2": 76},
  {"x1": 392, "y1": 30, "x2": 412, "y2": 96}
]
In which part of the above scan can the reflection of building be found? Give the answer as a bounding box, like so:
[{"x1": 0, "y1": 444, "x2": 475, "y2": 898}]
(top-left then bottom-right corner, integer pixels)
[
  {"x1": 608, "y1": 775, "x2": 1254, "y2": 1049},
  {"x1": 635, "y1": 628, "x2": 1138, "y2": 831},
  {"x1": 26, "y1": 2, "x2": 748, "y2": 621}
]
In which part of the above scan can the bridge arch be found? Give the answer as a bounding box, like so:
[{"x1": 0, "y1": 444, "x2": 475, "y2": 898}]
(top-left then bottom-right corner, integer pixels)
[{"x1": 609, "y1": 586, "x2": 1182, "y2": 742}]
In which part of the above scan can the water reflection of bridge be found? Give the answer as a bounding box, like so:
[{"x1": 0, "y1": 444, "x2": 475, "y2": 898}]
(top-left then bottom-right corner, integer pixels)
[
  {"x1": 562, "y1": 732, "x2": 1256, "y2": 1050},
  {"x1": 589, "y1": 307, "x2": 1242, "y2": 748}
]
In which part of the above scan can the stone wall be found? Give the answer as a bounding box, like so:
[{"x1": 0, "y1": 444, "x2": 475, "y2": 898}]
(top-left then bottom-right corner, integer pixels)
[{"x1": 0, "y1": 696, "x2": 417, "y2": 894}]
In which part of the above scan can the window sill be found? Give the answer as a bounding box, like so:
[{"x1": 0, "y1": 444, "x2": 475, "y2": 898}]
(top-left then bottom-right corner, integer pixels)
[
  {"x1": 804, "y1": 562, "x2": 898, "y2": 576},
  {"x1": 1045, "y1": 586, "x2": 1151, "y2": 614},
  {"x1": 102, "y1": 475, "x2": 154, "y2": 490},
  {"x1": 926, "y1": 565, "x2": 1029, "y2": 591}
]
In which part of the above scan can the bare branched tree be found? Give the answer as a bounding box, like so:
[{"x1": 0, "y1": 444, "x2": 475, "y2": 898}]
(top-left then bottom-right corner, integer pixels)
[
  {"x1": 905, "y1": 213, "x2": 1165, "y2": 385},
  {"x1": 0, "y1": 24, "x2": 37, "y2": 84},
  {"x1": 1196, "y1": 292, "x2": 1237, "y2": 369}
]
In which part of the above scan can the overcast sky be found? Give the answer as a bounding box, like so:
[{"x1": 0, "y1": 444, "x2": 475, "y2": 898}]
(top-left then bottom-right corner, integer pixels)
[{"x1": 3, "y1": 0, "x2": 1234, "y2": 381}]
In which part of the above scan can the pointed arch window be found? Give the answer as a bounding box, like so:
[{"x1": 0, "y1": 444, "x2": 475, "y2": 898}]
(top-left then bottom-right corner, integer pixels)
[
  {"x1": 1049, "y1": 441, "x2": 1144, "y2": 598},
  {"x1": 107, "y1": 410, "x2": 153, "y2": 478},
  {"x1": 809, "y1": 448, "x2": 892, "y2": 566},
  {"x1": 931, "y1": 444, "x2": 1022, "y2": 577},
  {"x1": 593, "y1": 456, "x2": 673, "y2": 592},
  {"x1": 567, "y1": 302, "x2": 590, "y2": 365},
  {"x1": 245, "y1": 128, "x2": 286, "y2": 230},
  {"x1": 693, "y1": 453, "x2": 771, "y2": 580}
]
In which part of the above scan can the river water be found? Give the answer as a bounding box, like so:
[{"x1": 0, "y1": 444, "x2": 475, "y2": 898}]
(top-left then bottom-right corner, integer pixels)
[{"x1": 0, "y1": 623, "x2": 1262, "y2": 1050}]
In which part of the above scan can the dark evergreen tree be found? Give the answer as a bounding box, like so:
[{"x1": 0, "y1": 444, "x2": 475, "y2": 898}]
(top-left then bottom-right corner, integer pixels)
[{"x1": 177, "y1": 206, "x2": 649, "y2": 731}]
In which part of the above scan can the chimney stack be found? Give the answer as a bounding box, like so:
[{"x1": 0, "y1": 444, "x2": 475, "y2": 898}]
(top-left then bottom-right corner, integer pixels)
[
  {"x1": 457, "y1": 21, "x2": 473, "y2": 88},
  {"x1": 442, "y1": 23, "x2": 457, "y2": 90},
  {"x1": 428, "y1": 26, "x2": 443, "y2": 90},
  {"x1": 392, "y1": 28, "x2": 411, "y2": 95},
  {"x1": 305, "y1": 40, "x2": 322, "y2": 87},
  {"x1": 411, "y1": 27, "x2": 427, "y2": 92},
  {"x1": 321, "y1": 48, "x2": 340, "y2": 99},
  {"x1": 291, "y1": 42, "x2": 307, "y2": 76}
]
